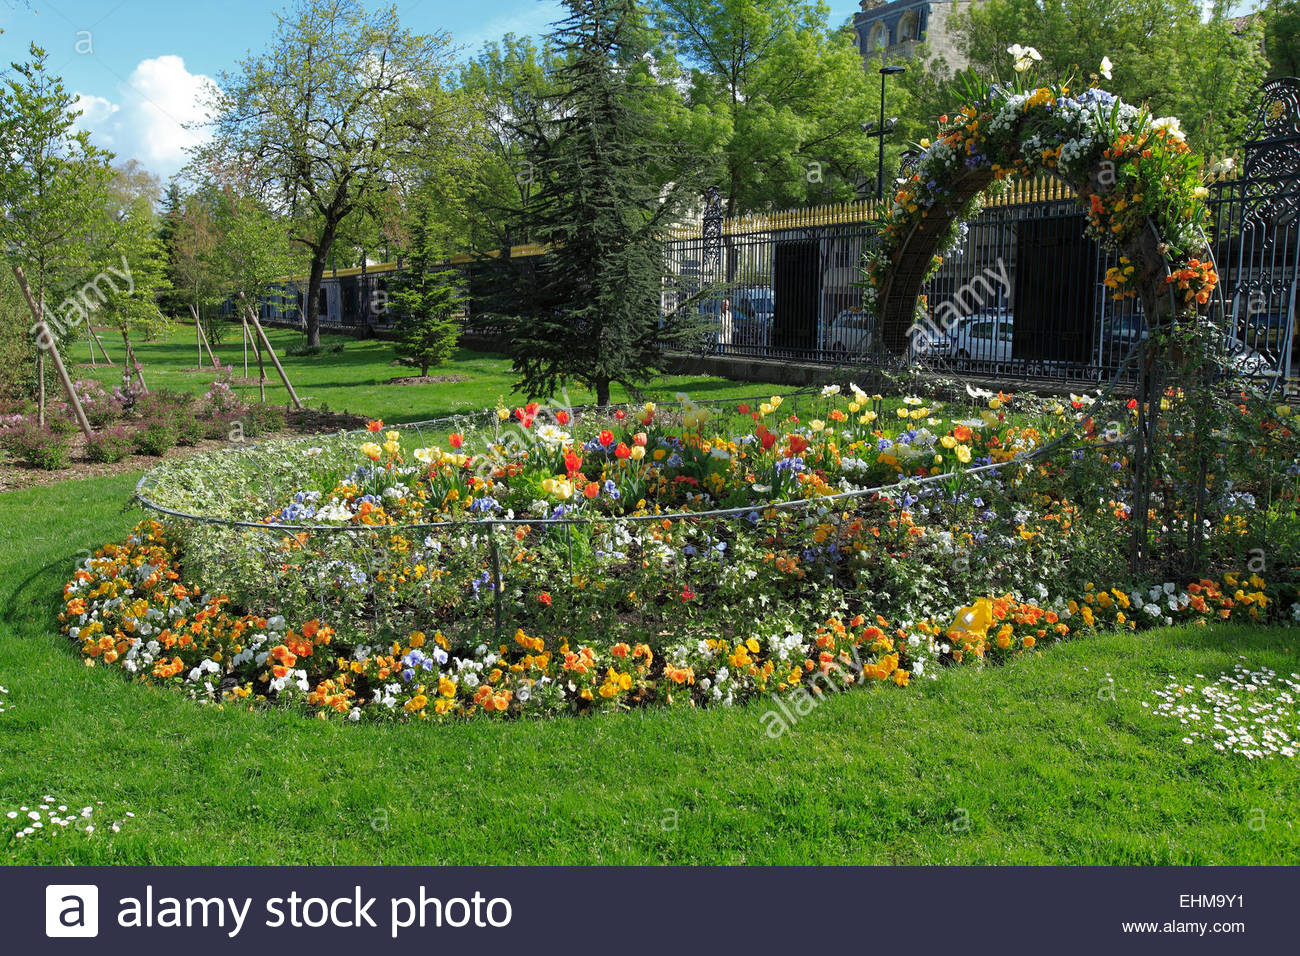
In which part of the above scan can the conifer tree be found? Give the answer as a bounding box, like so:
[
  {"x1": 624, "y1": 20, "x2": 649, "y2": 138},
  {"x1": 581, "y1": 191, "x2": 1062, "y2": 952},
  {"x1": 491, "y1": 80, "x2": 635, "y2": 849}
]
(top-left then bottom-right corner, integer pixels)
[
  {"x1": 388, "y1": 190, "x2": 463, "y2": 376},
  {"x1": 501, "y1": 0, "x2": 700, "y2": 406}
]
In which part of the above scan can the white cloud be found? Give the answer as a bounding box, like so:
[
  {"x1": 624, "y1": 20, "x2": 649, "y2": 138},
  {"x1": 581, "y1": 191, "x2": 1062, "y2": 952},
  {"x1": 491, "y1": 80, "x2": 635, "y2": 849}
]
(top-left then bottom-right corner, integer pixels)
[{"x1": 72, "y1": 55, "x2": 217, "y2": 179}]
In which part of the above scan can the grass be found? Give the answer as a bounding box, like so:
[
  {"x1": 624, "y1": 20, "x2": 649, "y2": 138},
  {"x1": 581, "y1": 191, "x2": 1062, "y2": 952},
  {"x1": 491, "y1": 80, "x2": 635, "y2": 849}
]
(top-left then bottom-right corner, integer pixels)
[
  {"x1": 4, "y1": 325, "x2": 1297, "y2": 865},
  {"x1": 2, "y1": 469, "x2": 1298, "y2": 864},
  {"x1": 71, "y1": 322, "x2": 762, "y2": 422}
]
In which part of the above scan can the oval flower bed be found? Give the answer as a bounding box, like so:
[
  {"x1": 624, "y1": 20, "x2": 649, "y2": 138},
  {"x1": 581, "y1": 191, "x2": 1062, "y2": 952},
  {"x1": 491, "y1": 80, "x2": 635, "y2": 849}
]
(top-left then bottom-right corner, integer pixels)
[{"x1": 59, "y1": 388, "x2": 1300, "y2": 722}]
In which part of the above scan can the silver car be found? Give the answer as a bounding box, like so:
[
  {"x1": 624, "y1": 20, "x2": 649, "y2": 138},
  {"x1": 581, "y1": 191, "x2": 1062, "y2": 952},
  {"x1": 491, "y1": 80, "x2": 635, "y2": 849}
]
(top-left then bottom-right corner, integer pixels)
[{"x1": 919, "y1": 311, "x2": 1014, "y2": 364}]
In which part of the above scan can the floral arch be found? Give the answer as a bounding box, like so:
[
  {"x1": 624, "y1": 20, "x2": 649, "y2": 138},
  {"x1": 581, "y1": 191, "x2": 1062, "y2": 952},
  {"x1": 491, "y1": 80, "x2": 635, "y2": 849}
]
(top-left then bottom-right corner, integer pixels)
[{"x1": 864, "y1": 72, "x2": 1221, "y2": 357}]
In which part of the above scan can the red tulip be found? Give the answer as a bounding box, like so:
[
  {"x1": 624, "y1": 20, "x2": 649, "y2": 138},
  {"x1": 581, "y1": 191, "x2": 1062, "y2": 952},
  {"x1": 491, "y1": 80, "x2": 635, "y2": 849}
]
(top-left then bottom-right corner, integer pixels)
[
  {"x1": 449, "y1": 433, "x2": 464, "y2": 449},
  {"x1": 556, "y1": 410, "x2": 571, "y2": 425}
]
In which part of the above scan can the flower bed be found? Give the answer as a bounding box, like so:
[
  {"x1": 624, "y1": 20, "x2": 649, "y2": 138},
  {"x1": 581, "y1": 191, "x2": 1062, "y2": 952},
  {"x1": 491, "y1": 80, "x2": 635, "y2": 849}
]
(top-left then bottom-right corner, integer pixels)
[
  {"x1": 59, "y1": 388, "x2": 1300, "y2": 723},
  {"x1": 63, "y1": 519, "x2": 1283, "y2": 721}
]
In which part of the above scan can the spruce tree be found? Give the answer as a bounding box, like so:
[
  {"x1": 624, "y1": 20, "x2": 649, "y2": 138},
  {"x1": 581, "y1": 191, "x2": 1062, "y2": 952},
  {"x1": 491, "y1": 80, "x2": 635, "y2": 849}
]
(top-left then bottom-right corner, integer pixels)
[
  {"x1": 389, "y1": 192, "x2": 463, "y2": 376},
  {"x1": 502, "y1": 0, "x2": 697, "y2": 407}
]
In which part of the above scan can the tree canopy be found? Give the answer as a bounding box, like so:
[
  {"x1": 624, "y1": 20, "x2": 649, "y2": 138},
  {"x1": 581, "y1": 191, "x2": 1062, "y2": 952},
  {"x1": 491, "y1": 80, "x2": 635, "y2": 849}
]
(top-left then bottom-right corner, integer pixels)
[{"x1": 204, "y1": 0, "x2": 471, "y2": 345}]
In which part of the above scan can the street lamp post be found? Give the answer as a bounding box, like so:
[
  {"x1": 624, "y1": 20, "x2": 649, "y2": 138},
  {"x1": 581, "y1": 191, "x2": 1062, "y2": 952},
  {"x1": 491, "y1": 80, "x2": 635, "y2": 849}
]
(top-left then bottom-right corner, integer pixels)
[{"x1": 875, "y1": 64, "x2": 906, "y2": 201}]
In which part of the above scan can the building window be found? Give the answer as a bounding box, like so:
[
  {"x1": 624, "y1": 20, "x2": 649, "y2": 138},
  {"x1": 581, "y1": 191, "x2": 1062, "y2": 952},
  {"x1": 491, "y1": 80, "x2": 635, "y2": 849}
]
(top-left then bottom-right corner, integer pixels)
[
  {"x1": 869, "y1": 23, "x2": 887, "y2": 51},
  {"x1": 898, "y1": 11, "x2": 920, "y2": 43}
]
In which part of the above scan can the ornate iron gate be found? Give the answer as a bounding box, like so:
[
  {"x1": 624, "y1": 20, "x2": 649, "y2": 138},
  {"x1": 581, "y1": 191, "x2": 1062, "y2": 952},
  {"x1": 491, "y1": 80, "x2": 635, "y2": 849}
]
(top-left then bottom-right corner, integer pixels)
[{"x1": 1207, "y1": 77, "x2": 1300, "y2": 395}]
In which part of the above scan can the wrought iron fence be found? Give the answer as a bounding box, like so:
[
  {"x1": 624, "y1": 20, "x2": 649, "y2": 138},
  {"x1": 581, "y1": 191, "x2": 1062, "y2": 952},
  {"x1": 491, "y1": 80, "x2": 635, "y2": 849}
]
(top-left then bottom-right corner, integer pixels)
[
  {"x1": 663, "y1": 185, "x2": 1157, "y2": 387},
  {"x1": 667, "y1": 181, "x2": 1296, "y2": 390}
]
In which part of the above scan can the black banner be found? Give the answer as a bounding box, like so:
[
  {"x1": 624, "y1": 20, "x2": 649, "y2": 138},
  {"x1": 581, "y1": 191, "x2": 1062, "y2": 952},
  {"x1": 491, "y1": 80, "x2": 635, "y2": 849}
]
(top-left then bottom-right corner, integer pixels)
[{"x1": 6, "y1": 866, "x2": 1294, "y2": 953}]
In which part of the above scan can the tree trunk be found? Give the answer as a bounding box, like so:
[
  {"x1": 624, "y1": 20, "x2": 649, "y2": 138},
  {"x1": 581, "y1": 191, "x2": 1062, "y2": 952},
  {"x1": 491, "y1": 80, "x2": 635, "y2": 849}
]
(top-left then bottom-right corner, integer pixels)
[
  {"x1": 13, "y1": 265, "x2": 93, "y2": 439},
  {"x1": 37, "y1": 285, "x2": 46, "y2": 427},
  {"x1": 37, "y1": 351, "x2": 45, "y2": 427},
  {"x1": 596, "y1": 377, "x2": 611, "y2": 407},
  {"x1": 304, "y1": 250, "x2": 327, "y2": 348},
  {"x1": 304, "y1": 222, "x2": 339, "y2": 349}
]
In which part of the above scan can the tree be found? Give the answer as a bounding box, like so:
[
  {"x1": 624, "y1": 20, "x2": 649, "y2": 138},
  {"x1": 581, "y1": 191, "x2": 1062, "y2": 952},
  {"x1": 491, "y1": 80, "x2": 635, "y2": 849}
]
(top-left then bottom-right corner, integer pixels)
[
  {"x1": 388, "y1": 190, "x2": 463, "y2": 376},
  {"x1": 653, "y1": 0, "x2": 882, "y2": 214},
  {"x1": 0, "y1": 44, "x2": 113, "y2": 421},
  {"x1": 1263, "y1": 1, "x2": 1300, "y2": 79},
  {"x1": 205, "y1": 0, "x2": 467, "y2": 346},
  {"x1": 211, "y1": 187, "x2": 294, "y2": 322},
  {"x1": 501, "y1": 0, "x2": 703, "y2": 407},
  {"x1": 87, "y1": 163, "x2": 171, "y2": 393},
  {"x1": 950, "y1": 0, "x2": 1267, "y2": 155},
  {"x1": 458, "y1": 35, "x2": 567, "y2": 250},
  {"x1": 165, "y1": 187, "x2": 223, "y2": 337}
]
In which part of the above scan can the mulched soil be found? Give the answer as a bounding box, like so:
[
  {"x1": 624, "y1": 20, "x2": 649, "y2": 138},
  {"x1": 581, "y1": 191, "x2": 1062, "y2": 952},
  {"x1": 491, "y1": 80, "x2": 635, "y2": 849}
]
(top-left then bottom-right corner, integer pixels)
[
  {"x1": 386, "y1": 373, "x2": 468, "y2": 386},
  {"x1": 0, "y1": 408, "x2": 369, "y2": 494}
]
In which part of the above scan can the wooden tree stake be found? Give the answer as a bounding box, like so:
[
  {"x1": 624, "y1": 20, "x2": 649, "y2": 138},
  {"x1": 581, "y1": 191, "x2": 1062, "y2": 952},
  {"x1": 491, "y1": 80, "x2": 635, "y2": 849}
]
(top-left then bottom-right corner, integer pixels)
[
  {"x1": 12, "y1": 264, "x2": 93, "y2": 439},
  {"x1": 188, "y1": 304, "x2": 219, "y2": 368},
  {"x1": 87, "y1": 323, "x2": 114, "y2": 365},
  {"x1": 239, "y1": 295, "x2": 302, "y2": 409}
]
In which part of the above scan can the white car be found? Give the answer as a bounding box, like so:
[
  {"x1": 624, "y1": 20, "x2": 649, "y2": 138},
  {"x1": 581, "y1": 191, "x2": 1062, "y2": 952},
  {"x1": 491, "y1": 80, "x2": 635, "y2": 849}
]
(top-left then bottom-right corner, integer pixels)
[
  {"x1": 916, "y1": 311, "x2": 1014, "y2": 364},
  {"x1": 824, "y1": 309, "x2": 877, "y2": 356}
]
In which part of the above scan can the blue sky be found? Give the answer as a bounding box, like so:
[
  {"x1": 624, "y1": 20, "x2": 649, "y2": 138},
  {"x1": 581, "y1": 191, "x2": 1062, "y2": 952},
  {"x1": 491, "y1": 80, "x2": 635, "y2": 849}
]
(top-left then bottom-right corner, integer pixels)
[{"x1": 0, "y1": 0, "x2": 865, "y2": 179}]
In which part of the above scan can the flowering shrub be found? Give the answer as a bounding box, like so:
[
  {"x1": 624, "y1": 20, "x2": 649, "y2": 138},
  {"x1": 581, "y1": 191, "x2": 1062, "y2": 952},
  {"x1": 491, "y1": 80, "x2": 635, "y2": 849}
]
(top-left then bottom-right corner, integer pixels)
[
  {"x1": 86, "y1": 425, "x2": 134, "y2": 463},
  {"x1": 132, "y1": 416, "x2": 178, "y2": 456},
  {"x1": 2, "y1": 420, "x2": 71, "y2": 470}
]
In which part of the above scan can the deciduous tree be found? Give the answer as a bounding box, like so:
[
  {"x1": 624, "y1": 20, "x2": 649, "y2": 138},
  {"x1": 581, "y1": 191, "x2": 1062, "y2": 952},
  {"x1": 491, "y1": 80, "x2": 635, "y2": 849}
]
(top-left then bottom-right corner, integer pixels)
[{"x1": 204, "y1": 0, "x2": 467, "y2": 346}]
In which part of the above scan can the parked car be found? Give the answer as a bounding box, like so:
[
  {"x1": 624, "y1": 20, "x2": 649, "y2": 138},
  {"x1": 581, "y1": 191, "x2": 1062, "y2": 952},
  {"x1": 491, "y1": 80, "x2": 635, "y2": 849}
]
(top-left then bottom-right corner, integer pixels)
[
  {"x1": 731, "y1": 286, "x2": 774, "y2": 347},
  {"x1": 915, "y1": 310, "x2": 1014, "y2": 364},
  {"x1": 1099, "y1": 311, "x2": 1147, "y2": 366},
  {"x1": 823, "y1": 308, "x2": 877, "y2": 356}
]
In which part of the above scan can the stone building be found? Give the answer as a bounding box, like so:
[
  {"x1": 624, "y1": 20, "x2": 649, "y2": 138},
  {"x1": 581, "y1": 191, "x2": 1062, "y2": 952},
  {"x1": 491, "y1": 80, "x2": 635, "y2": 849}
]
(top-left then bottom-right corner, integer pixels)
[{"x1": 852, "y1": 0, "x2": 973, "y2": 71}]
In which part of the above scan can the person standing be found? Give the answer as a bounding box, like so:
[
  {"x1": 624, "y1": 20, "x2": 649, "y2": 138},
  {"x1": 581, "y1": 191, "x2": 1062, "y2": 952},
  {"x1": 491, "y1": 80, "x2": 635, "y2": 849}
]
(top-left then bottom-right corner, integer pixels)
[{"x1": 717, "y1": 297, "x2": 734, "y2": 353}]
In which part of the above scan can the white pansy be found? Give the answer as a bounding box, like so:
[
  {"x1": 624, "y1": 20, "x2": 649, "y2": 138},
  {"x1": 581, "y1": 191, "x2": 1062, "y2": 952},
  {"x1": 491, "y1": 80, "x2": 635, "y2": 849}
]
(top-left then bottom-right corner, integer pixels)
[{"x1": 1008, "y1": 43, "x2": 1042, "y2": 72}]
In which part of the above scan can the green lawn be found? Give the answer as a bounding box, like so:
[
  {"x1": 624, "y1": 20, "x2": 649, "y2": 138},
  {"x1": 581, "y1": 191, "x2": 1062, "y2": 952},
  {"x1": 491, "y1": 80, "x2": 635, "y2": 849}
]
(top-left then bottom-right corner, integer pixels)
[
  {"x1": 3, "y1": 324, "x2": 1297, "y2": 865},
  {"x1": 2, "y1": 469, "x2": 1298, "y2": 864},
  {"x1": 71, "y1": 321, "x2": 762, "y2": 421}
]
